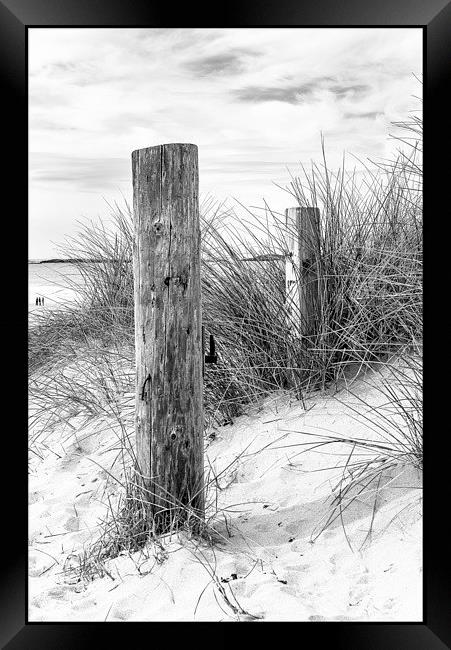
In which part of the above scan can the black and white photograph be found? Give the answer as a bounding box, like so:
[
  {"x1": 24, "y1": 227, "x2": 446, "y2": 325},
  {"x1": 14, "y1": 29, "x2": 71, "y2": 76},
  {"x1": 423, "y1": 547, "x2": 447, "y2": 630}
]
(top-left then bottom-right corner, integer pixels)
[{"x1": 28, "y1": 26, "x2": 424, "y2": 623}]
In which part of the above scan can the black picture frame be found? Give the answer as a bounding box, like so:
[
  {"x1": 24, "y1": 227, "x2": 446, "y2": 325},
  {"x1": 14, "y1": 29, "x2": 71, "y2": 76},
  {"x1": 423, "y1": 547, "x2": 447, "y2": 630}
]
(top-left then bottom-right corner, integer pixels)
[{"x1": 5, "y1": 0, "x2": 449, "y2": 647}]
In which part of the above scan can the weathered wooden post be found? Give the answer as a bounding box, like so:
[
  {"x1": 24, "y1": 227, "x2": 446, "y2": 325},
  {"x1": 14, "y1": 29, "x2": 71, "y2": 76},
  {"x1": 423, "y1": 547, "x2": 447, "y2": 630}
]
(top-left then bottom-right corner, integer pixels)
[
  {"x1": 285, "y1": 207, "x2": 321, "y2": 338},
  {"x1": 132, "y1": 143, "x2": 204, "y2": 533}
]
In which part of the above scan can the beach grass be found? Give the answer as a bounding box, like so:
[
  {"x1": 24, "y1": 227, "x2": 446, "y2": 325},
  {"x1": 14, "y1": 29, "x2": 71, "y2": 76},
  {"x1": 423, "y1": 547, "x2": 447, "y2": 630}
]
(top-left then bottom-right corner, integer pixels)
[{"x1": 29, "y1": 103, "x2": 422, "y2": 557}]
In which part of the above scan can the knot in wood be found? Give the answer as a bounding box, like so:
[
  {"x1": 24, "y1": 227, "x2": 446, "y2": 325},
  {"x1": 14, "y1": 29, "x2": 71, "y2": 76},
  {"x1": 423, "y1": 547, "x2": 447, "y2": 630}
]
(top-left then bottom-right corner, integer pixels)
[
  {"x1": 153, "y1": 220, "x2": 164, "y2": 235},
  {"x1": 170, "y1": 425, "x2": 184, "y2": 442},
  {"x1": 175, "y1": 273, "x2": 189, "y2": 291}
]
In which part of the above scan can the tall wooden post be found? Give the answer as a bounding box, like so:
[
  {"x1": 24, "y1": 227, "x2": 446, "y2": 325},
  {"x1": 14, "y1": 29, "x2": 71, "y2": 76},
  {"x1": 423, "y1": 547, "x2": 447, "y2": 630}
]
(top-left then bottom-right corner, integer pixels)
[
  {"x1": 132, "y1": 143, "x2": 204, "y2": 533},
  {"x1": 285, "y1": 207, "x2": 321, "y2": 338}
]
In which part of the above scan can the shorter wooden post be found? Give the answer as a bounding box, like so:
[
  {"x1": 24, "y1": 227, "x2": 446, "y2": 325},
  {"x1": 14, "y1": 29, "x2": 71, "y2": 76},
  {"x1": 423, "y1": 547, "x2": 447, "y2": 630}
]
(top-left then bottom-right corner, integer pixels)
[{"x1": 285, "y1": 207, "x2": 321, "y2": 338}]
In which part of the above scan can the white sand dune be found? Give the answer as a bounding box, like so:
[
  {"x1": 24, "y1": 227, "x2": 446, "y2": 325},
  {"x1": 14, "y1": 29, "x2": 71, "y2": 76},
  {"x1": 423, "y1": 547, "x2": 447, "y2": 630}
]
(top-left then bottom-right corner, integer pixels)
[{"x1": 28, "y1": 368, "x2": 422, "y2": 622}]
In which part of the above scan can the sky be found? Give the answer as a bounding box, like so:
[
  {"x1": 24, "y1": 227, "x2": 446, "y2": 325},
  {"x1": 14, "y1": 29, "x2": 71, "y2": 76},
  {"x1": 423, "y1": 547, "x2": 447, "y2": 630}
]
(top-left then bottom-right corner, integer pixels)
[{"x1": 29, "y1": 27, "x2": 422, "y2": 259}]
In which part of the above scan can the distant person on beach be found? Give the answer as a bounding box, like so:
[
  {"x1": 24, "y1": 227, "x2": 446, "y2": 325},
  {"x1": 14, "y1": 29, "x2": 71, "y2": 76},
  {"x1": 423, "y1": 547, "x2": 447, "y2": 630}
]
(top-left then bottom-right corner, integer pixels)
[
  {"x1": 35, "y1": 297, "x2": 39, "y2": 306},
  {"x1": 42, "y1": 297, "x2": 45, "y2": 306}
]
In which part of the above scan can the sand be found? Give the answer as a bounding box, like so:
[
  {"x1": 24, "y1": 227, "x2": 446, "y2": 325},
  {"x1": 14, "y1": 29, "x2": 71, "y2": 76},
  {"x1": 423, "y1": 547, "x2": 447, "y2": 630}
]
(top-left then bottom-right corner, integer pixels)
[{"x1": 28, "y1": 365, "x2": 422, "y2": 622}]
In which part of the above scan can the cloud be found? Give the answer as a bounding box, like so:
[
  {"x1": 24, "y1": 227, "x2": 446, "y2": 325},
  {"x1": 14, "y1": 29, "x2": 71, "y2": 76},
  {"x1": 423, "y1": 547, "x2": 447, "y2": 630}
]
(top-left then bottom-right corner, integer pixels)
[
  {"x1": 344, "y1": 111, "x2": 384, "y2": 120},
  {"x1": 233, "y1": 77, "x2": 372, "y2": 105},
  {"x1": 233, "y1": 85, "x2": 306, "y2": 104},
  {"x1": 329, "y1": 84, "x2": 370, "y2": 98},
  {"x1": 30, "y1": 153, "x2": 130, "y2": 192},
  {"x1": 30, "y1": 117, "x2": 80, "y2": 132},
  {"x1": 183, "y1": 49, "x2": 260, "y2": 77},
  {"x1": 34, "y1": 60, "x2": 127, "y2": 88},
  {"x1": 29, "y1": 88, "x2": 70, "y2": 108},
  {"x1": 232, "y1": 76, "x2": 365, "y2": 104},
  {"x1": 103, "y1": 110, "x2": 166, "y2": 133}
]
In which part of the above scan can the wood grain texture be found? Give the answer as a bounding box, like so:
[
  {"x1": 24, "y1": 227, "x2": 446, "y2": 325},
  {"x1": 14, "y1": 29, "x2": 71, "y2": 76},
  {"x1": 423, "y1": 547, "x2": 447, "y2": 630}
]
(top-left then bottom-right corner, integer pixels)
[
  {"x1": 132, "y1": 143, "x2": 204, "y2": 531},
  {"x1": 285, "y1": 207, "x2": 321, "y2": 338}
]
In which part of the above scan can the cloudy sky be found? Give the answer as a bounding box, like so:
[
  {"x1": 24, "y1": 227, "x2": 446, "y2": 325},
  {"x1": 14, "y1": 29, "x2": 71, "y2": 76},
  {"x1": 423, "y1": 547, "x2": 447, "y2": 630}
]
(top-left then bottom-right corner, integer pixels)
[{"x1": 29, "y1": 27, "x2": 422, "y2": 258}]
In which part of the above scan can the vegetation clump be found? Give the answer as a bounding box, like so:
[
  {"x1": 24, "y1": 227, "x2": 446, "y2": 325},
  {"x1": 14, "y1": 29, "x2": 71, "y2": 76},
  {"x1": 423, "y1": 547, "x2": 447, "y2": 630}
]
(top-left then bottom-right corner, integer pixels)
[{"x1": 29, "y1": 104, "x2": 422, "y2": 563}]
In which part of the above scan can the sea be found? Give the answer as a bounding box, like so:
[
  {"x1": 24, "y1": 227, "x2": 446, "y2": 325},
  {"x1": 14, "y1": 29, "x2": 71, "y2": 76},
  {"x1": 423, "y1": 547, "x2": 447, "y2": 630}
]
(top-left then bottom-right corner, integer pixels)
[{"x1": 28, "y1": 262, "x2": 85, "y2": 314}]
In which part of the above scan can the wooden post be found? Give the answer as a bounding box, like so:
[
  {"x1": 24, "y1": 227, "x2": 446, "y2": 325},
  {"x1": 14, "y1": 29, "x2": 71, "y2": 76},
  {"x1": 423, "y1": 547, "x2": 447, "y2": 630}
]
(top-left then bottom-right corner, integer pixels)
[
  {"x1": 132, "y1": 143, "x2": 204, "y2": 533},
  {"x1": 285, "y1": 207, "x2": 321, "y2": 338}
]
